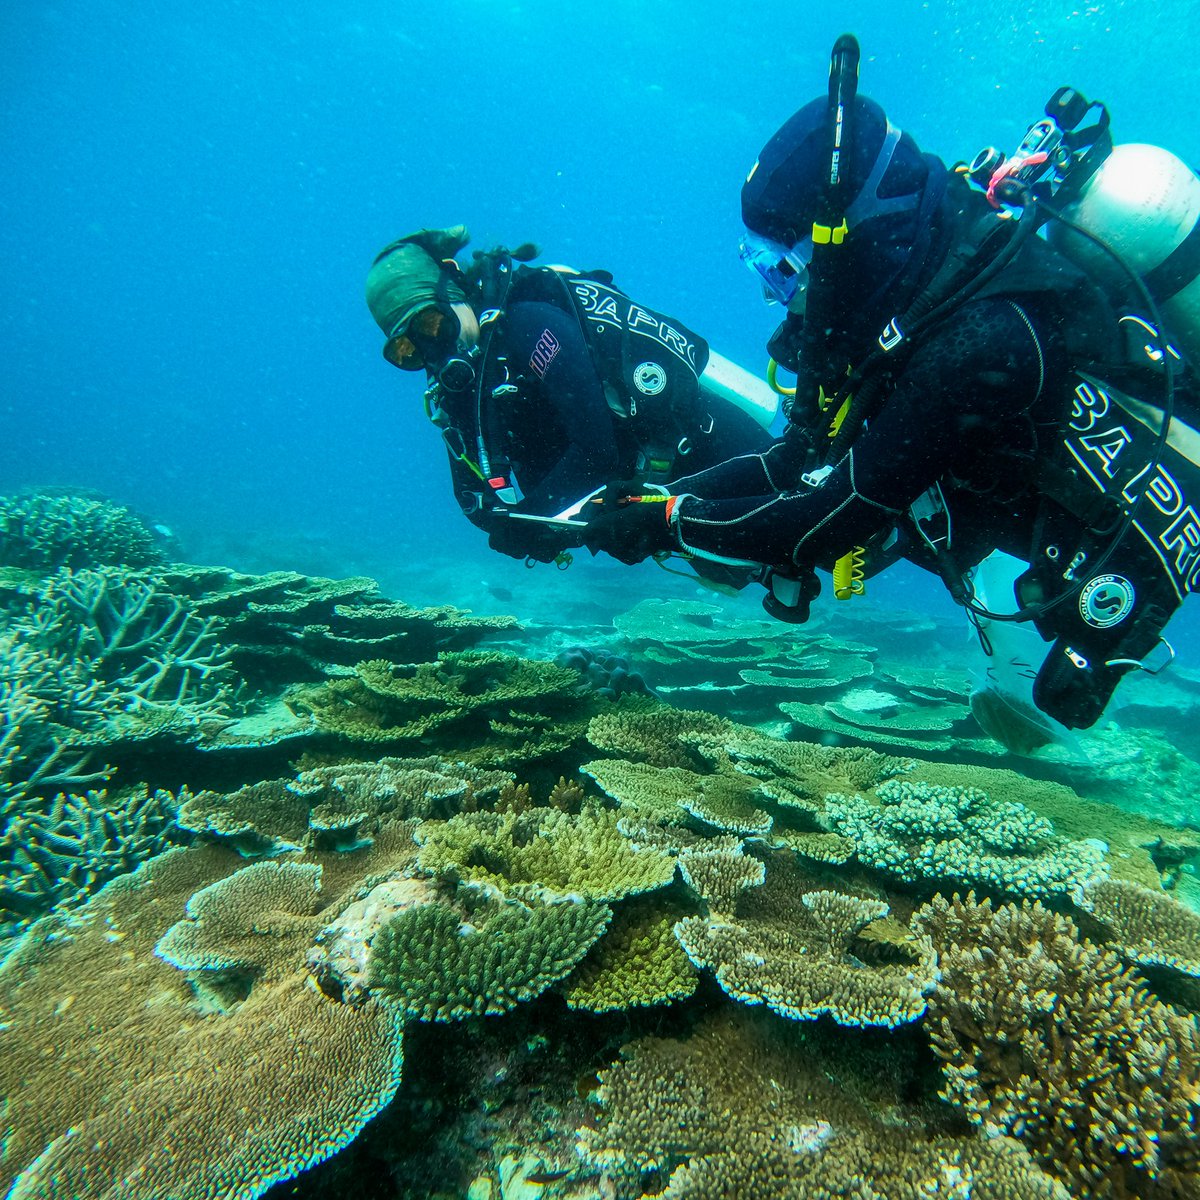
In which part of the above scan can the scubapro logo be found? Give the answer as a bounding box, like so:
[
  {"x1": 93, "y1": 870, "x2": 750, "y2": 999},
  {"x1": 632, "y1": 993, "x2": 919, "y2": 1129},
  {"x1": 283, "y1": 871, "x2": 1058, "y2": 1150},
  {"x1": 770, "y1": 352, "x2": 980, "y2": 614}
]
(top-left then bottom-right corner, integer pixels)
[
  {"x1": 1079, "y1": 574, "x2": 1135, "y2": 629},
  {"x1": 633, "y1": 362, "x2": 667, "y2": 395}
]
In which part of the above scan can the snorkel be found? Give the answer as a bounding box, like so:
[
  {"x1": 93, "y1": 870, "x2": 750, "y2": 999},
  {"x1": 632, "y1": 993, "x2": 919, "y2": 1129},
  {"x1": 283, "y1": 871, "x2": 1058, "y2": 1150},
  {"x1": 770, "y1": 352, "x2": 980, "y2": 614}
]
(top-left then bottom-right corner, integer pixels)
[{"x1": 785, "y1": 34, "x2": 861, "y2": 434}]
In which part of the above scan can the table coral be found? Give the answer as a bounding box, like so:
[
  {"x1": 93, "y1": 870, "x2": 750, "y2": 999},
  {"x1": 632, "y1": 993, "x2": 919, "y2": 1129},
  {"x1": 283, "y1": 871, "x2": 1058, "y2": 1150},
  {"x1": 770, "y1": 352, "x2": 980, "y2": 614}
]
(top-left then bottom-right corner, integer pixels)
[
  {"x1": 0, "y1": 845, "x2": 405, "y2": 1200},
  {"x1": 1079, "y1": 877, "x2": 1200, "y2": 981},
  {"x1": 563, "y1": 896, "x2": 698, "y2": 1012},
  {"x1": 826, "y1": 778, "x2": 1107, "y2": 899},
  {"x1": 581, "y1": 757, "x2": 773, "y2": 835},
  {"x1": 155, "y1": 859, "x2": 324, "y2": 982},
  {"x1": 675, "y1": 878, "x2": 937, "y2": 1028},
  {"x1": 178, "y1": 757, "x2": 513, "y2": 856},
  {"x1": 917, "y1": 891, "x2": 1200, "y2": 1198},
  {"x1": 415, "y1": 803, "x2": 677, "y2": 902},
  {"x1": 287, "y1": 650, "x2": 590, "y2": 765},
  {"x1": 586, "y1": 704, "x2": 734, "y2": 770},
  {"x1": 578, "y1": 1008, "x2": 1068, "y2": 1199}
]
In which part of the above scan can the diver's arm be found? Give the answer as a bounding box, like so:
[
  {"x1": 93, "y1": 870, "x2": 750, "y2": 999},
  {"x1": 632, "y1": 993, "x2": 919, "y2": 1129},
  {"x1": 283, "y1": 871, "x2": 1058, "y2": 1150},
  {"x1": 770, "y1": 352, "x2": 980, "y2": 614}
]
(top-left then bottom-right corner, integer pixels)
[{"x1": 673, "y1": 299, "x2": 1049, "y2": 567}]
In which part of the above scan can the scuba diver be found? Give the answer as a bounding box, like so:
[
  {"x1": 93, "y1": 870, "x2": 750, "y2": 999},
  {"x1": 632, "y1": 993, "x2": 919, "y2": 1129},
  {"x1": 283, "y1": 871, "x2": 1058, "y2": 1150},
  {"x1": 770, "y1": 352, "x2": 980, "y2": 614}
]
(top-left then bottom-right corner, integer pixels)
[
  {"x1": 364, "y1": 225, "x2": 776, "y2": 569},
  {"x1": 583, "y1": 34, "x2": 1200, "y2": 747}
]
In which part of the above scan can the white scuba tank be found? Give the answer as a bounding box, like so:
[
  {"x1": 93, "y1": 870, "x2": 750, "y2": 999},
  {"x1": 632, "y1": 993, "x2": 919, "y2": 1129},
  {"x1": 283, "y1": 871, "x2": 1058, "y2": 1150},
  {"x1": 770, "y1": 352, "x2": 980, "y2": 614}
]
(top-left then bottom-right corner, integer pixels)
[
  {"x1": 700, "y1": 349, "x2": 780, "y2": 430},
  {"x1": 1048, "y1": 143, "x2": 1200, "y2": 364}
]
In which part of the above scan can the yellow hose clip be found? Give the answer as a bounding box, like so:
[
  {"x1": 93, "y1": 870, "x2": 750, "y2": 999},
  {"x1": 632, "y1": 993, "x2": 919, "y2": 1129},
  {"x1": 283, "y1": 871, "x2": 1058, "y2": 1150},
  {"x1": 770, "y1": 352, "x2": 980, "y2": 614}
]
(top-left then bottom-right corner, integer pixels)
[
  {"x1": 766, "y1": 358, "x2": 797, "y2": 397},
  {"x1": 812, "y1": 218, "x2": 848, "y2": 245},
  {"x1": 832, "y1": 546, "x2": 867, "y2": 600}
]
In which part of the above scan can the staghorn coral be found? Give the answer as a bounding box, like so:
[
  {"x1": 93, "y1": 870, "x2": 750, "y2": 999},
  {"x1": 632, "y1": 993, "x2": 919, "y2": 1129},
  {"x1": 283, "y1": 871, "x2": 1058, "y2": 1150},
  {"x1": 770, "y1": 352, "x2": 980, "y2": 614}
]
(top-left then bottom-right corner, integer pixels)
[
  {"x1": 676, "y1": 875, "x2": 938, "y2": 1028},
  {"x1": 0, "y1": 490, "x2": 165, "y2": 571},
  {"x1": 1, "y1": 785, "x2": 180, "y2": 942},
  {"x1": 0, "y1": 845, "x2": 405, "y2": 1200},
  {"x1": 1079, "y1": 877, "x2": 1200, "y2": 983},
  {"x1": 563, "y1": 896, "x2": 699, "y2": 1012},
  {"x1": 286, "y1": 650, "x2": 590, "y2": 766},
  {"x1": 578, "y1": 1007, "x2": 1069, "y2": 1200},
  {"x1": 917, "y1": 892, "x2": 1200, "y2": 1199},
  {"x1": 826, "y1": 778, "x2": 1108, "y2": 899},
  {"x1": 368, "y1": 882, "x2": 611, "y2": 1021},
  {"x1": 415, "y1": 802, "x2": 677, "y2": 903}
]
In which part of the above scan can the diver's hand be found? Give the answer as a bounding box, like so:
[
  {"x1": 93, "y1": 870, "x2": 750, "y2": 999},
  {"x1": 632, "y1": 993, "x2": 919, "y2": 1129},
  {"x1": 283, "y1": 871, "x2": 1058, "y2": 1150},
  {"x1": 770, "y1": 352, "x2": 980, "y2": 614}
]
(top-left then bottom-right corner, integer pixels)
[
  {"x1": 488, "y1": 518, "x2": 575, "y2": 563},
  {"x1": 583, "y1": 482, "x2": 677, "y2": 565}
]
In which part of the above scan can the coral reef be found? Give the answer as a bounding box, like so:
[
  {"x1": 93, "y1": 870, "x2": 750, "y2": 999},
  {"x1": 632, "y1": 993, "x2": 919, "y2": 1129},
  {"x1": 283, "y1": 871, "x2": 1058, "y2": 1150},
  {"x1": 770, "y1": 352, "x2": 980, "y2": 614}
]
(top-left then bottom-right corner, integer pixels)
[
  {"x1": 826, "y1": 778, "x2": 1108, "y2": 899},
  {"x1": 917, "y1": 892, "x2": 1200, "y2": 1198}
]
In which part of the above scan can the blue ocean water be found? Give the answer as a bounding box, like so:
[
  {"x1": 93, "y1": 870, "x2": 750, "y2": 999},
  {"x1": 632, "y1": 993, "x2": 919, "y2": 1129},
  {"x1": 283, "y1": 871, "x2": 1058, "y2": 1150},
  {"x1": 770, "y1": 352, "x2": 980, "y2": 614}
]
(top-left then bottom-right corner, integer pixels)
[{"x1": 4, "y1": 0, "x2": 1200, "y2": 719}]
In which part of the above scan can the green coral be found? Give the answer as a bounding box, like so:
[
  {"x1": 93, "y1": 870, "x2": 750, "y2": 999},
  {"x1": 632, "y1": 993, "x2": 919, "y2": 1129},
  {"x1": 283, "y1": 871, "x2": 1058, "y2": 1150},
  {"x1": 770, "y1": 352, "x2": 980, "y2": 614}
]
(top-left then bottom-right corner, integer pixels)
[
  {"x1": 0, "y1": 491, "x2": 165, "y2": 571},
  {"x1": 826, "y1": 778, "x2": 1107, "y2": 899},
  {"x1": 580, "y1": 757, "x2": 772, "y2": 834},
  {"x1": 564, "y1": 897, "x2": 698, "y2": 1012},
  {"x1": 416, "y1": 803, "x2": 677, "y2": 902},
  {"x1": 586, "y1": 703, "x2": 734, "y2": 769},
  {"x1": 369, "y1": 886, "x2": 611, "y2": 1020}
]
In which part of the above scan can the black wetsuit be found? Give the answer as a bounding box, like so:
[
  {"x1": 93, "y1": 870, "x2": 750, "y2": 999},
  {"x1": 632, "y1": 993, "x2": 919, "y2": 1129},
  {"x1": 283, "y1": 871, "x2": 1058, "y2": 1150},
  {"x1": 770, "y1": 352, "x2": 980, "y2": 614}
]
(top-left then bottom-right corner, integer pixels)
[{"x1": 671, "y1": 293, "x2": 1069, "y2": 571}]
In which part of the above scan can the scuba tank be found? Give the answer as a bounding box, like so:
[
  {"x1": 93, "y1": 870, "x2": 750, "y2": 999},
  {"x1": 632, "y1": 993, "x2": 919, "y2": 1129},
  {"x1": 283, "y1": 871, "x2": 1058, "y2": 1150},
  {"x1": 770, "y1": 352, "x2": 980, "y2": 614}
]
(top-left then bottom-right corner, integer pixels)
[{"x1": 1046, "y1": 142, "x2": 1200, "y2": 366}]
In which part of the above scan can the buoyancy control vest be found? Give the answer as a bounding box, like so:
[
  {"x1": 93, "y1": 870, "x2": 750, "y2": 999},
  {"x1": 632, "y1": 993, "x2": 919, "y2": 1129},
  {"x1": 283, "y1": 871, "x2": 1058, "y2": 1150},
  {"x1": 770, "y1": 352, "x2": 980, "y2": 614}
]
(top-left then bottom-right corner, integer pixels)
[{"x1": 505, "y1": 265, "x2": 713, "y2": 480}]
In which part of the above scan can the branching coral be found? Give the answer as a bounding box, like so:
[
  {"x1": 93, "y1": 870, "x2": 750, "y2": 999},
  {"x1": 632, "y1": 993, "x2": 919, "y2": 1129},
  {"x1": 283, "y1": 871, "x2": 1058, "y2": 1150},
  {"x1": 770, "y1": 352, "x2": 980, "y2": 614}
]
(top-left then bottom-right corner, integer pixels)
[
  {"x1": 0, "y1": 491, "x2": 165, "y2": 571},
  {"x1": 578, "y1": 1008, "x2": 1069, "y2": 1199},
  {"x1": 369, "y1": 882, "x2": 611, "y2": 1020},
  {"x1": 916, "y1": 892, "x2": 1200, "y2": 1198},
  {"x1": 826, "y1": 778, "x2": 1108, "y2": 899},
  {"x1": 2, "y1": 785, "x2": 180, "y2": 942}
]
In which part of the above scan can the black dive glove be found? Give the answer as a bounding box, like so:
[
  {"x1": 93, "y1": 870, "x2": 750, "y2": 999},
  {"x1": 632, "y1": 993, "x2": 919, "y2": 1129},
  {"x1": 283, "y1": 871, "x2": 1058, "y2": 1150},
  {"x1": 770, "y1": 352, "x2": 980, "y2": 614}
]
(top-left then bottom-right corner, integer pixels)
[
  {"x1": 583, "y1": 480, "x2": 678, "y2": 565},
  {"x1": 487, "y1": 516, "x2": 576, "y2": 563}
]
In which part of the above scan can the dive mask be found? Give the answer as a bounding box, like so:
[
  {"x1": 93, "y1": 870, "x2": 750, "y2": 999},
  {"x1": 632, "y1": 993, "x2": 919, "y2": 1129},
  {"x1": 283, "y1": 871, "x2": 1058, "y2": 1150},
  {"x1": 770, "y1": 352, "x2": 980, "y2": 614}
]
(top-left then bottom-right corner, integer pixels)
[
  {"x1": 739, "y1": 232, "x2": 814, "y2": 307},
  {"x1": 383, "y1": 304, "x2": 462, "y2": 371}
]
